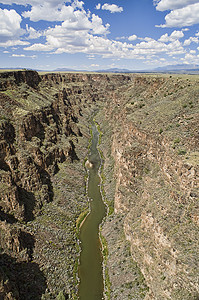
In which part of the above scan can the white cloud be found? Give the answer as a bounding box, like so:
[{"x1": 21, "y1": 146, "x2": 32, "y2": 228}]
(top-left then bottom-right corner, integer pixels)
[
  {"x1": 22, "y1": 3, "x2": 75, "y2": 22},
  {"x1": 159, "y1": 30, "x2": 184, "y2": 42},
  {"x1": 170, "y1": 30, "x2": 184, "y2": 39},
  {"x1": 91, "y1": 14, "x2": 110, "y2": 35},
  {"x1": 91, "y1": 64, "x2": 99, "y2": 67},
  {"x1": 22, "y1": 2, "x2": 110, "y2": 36},
  {"x1": 158, "y1": 33, "x2": 170, "y2": 42},
  {"x1": 0, "y1": 40, "x2": 29, "y2": 47},
  {"x1": 128, "y1": 35, "x2": 137, "y2": 41},
  {"x1": 141, "y1": 37, "x2": 154, "y2": 42},
  {"x1": 12, "y1": 54, "x2": 25, "y2": 57},
  {"x1": 0, "y1": 8, "x2": 28, "y2": 47},
  {"x1": 26, "y1": 25, "x2": 42, "y2": 39},
  {"x1": 24, "y1": 43, "x2": 54, "y2": 51},
  {"x1": 23, "y1": 3, "x2": 110, "y2": 54},
  {"x1": 95, "y1": 3, "x2": 101, "y2": 10},
  {"x1": 12, "y1": 53, "x2": 37, "y2": 58},
  {"x1": 0, "y1": 9, "x2": 23, "y2": 39},
  {"x1": 181, "y1": 52, "x2": 199, "y2": 64},
  {"x1": 24, "y1": 25, "x2": 186, "y2": 62},
  {"x1": 154, "y1": 0, "x2": 199, "y2": 11},
  {"x1": 72, "y1": 0, "x2": 84, "y2": 10},
  {"x1": 157, "y1": 3, "x2": 199, "y2": 27},
  {"x1": 101, "y1": 3, "x2": 123, "y2": 13},
  {"x1": 0, "y1": 0, "x2": 71, "y2": 7},
  {"x1": 184, "y1": 36, "x2": 199, "y2": 45}
]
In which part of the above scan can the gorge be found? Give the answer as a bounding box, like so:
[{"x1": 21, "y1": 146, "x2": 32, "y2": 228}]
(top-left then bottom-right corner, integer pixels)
[{"x1": 0, "y1": 70, "x2": 198, "y2": 300}]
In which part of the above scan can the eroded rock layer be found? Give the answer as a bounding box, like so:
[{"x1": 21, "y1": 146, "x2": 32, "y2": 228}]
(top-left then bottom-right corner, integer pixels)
[{"x1": 0, "y1": 71, "x2": 198, "y2": 300}]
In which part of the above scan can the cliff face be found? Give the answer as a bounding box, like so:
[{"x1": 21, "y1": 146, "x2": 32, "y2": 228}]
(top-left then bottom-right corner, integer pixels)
[
  {"x1": 98, "y1": 74, "x2": 199, "y2": 299},
  {"x1": 0, "y1": 71, "x2": 198, "y2": 300},
  {"x1": 0, "y1": 71, "x2": 89, "y2": 299}
]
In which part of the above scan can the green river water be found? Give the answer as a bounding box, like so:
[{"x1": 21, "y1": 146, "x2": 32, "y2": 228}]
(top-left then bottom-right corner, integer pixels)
[{"x1": 78, "y1": 123, "x2": 106, "y2": 300}]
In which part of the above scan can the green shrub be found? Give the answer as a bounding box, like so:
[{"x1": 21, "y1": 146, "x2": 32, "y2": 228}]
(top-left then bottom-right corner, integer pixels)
[
  {"x1": 174, "y1": 138, "x2": 180, "y2": 144},
  {"x1": 178, "y1": 149, "x2": 187, "y2": 155},
  {"x1": 57, "y1": 291, "x2": 65, "y2": 300}
]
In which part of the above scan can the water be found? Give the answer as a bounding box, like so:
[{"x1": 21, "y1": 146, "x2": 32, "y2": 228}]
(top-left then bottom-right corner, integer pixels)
[{"x1": 78, "y1": 122, "x2": 106, "y2": 300}]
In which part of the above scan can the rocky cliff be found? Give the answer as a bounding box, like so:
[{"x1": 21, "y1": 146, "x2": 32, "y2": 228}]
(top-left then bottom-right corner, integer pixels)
[
  {"x1": 0, "y1": 71, "x2": 198, "y2": 300},
  {"x1": 97, "y1": 74, "x2": 199, "y2": 299}
]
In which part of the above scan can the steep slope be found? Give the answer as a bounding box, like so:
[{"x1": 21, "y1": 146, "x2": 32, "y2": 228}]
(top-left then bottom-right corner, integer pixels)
[
  {"x1": 96, "y1": 74, "x2": 199, "y2": 299},
  {"x1": 0, "y1": 71, "x2": 198, "y2": 300}
]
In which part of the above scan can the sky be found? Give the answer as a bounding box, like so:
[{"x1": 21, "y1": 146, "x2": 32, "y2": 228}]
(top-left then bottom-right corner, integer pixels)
[{"x1": 1, "y1": 0, "x2": 199, "y2": 70}]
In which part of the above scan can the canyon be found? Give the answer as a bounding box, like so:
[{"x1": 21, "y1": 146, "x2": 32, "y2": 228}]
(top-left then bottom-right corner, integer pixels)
[{"x1": 0, "y1": 70, "x2": 198, "y2": 300}]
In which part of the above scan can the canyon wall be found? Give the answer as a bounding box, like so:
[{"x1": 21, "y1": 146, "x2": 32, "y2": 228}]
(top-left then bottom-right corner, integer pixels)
[
  {"x1": 0, "y1": 71, "x2": 198, "y2": 299},
  {"x1": 97, "y1": 74, "x2": 199, "y2": 299}
]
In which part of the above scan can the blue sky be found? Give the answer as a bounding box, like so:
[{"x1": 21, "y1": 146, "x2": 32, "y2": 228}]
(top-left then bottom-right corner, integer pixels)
[{"x1": 0, "y1": 0, "x2": 199, "y2": 70}]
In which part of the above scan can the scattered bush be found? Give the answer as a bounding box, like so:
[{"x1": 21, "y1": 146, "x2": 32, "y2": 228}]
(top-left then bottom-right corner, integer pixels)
[
  {"x1": 174, "y1": 138, "x2": 180, "y2": 144},
  {"x1": 57, "y1": 291, "x2": 65, "y2": 300},
  {"x1": 178, "y1": 149, "x2": 187, "y2": 155}
]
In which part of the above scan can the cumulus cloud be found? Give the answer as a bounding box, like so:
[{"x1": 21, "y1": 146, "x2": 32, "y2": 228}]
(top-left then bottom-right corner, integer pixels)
[
  {"x1": 184, "y1": 36, "x2": 199, "y2": 45},
  {"x1": 181, "y1": 52, "x2": 199, "y2": 64},
  {"x1": 159, "y1": 30, "x2": 184, "y2": 42},
  {"x1": 154, "y1": 0, "x2": 199, "y2": 11},
  {"x1": 0, "y1": 9, "x2": 23, "y2": 38},
  {"x1": 91, "y1": 14, "x2": 110, "y2": 35},
  {"x1": 22, "y1": 2, "x2": 110, "y2": 36},
  {"x1": 0, "y1": 8, "x2": 28, "y2": 46},
  {"x1": 128, "y1": 35, "x2": 137, "y2": 41},
  {"x1": 23, "y1": 3, "x2": 75, "y2": 22},
  {"x1": 156, "y1": 3, "x2": 199, "y2": 27},
  {"x1": 26, "y1": 25, "x2": 43, "y2": 39},
  {"x1": 101, "y1": 3, "x2": 123, "y2": 13},
  {"x1": 23, "y1": 2, "x2": 110, "y2": 55},
  {"x1": 24, "y1": 27, "x2": 186, "y2": 61}
]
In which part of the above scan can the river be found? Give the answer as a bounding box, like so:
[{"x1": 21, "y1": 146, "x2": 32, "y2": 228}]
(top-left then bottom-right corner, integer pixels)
[{"x1": 78, "y1": 122, "x2": 106, "y2": 300}]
